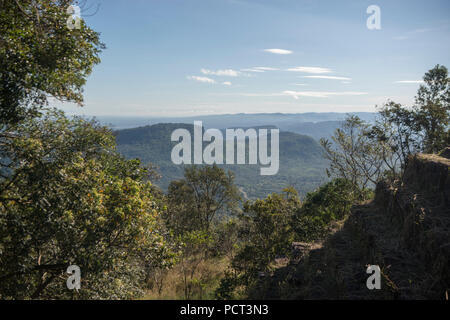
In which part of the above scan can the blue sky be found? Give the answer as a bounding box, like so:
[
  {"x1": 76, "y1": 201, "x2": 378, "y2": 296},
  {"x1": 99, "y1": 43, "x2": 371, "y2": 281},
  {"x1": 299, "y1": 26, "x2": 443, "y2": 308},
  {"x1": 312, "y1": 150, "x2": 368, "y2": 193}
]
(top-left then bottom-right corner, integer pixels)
[{"x1": 61, "y1": 0, "x2": 450, "y2": 116}]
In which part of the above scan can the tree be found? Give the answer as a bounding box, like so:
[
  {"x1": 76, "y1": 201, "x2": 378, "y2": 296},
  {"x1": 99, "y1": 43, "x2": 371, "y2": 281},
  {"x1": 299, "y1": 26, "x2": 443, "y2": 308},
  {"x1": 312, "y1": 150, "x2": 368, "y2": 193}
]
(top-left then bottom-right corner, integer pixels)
[
  {"x1": 320, "y1": 116, "x2": 385, "y2": 195},
  {"x1": 165, "y1": 165, "x2": 240, "y2": 234},
  {"x1": 0, "y1": 1, "x2": 174, "y2": 300},
  {"x1": 366, "y1": 65, "x2": 450, "y2": 182},
  {"x1": 414, "y1": 64, "x2": 450, "y2": 153},
  {"x1": 177, "y1": 230, "x2": 213, "y2": 300},
  {"x1": 322, "y1": 65, "x2": 449, "y2": 190},
  {"x1": 366, "y1": 102, "x2": 421, "y2": 181},
  {"x1": 225, "y1": 188, "x2": 301, "y2": 290},
  {"x1": 0, "y1": 110, "x2": 172, "y2": 299},
  {"x1": 0, "y1": 0, "x2": 104, "y2": 125},
  {"x1": 292, "y1": 178, "x2": 360, "y2": 241}
]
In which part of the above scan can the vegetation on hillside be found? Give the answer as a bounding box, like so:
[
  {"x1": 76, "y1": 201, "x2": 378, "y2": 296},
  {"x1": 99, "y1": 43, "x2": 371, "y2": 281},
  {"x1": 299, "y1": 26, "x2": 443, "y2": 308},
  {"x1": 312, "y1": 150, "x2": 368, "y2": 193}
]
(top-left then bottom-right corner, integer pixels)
[
  {"x1": 1, "y1": 1, "x2": 448, "y2": 300},
  {"x1": 115, "y1": 124, "x2": 329, "y2": 199}
]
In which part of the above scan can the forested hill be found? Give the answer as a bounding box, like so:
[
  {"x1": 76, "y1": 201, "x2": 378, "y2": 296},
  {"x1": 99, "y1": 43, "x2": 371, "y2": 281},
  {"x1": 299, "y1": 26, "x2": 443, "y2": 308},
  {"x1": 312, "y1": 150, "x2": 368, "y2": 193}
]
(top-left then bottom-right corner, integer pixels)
[
  {"x1": 101, "y1": 112, "x2": 377, "y2": 141},
  {"x1": 114, "y1": 123, "x2": 329, "y2": 199}
]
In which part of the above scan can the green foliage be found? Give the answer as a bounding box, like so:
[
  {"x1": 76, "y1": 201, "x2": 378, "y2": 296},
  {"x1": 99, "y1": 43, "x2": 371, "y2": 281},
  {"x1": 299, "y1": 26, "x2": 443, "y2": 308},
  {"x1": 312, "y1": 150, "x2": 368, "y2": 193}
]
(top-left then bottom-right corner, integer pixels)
[
  {"x1": 0, "y1": 0, "x2": 104, "y2": 125},
  {"x1": 322, "y1": 65, "x2": 449, "y2": 190},
  {"x1": 414, "y1": 64, "x2": 449, "y2": 153},
  {"x1": 209, "y1": 218, "x2": 240, "y2": 259},
  {"x1": 216, "y1": 180, "x2": 363, "y2": 299},
  {"x1": 292, "y1": 178, "x2": 361, "y2": 241},
  {"x1": 176, "y1": 230, "x2": 213, "y2": 299},
  {"x1": 0, "y1": 0, "x2": 177, "y2": 300},
  {"x1": 215, "y1": 270, "x2": 242, "y2": 300},
  {"x1": 216, "y1": 188, "x2": 301, "y2": 298},
  {"x1": 154, "y1": 166, "x2": 241, "y2": 299},
  {"x1": 0, "y1": 110, "x2": 173, "y2": 299},
  {"x1": 369, "y1": 101, "x2": 421, "y2": 181},
  {"x1": 375, "y1": 65, "x2": 449, "y2": 168},
  {"x1": 320, "y1": 116, "x2": 385, "y2": 194},
  {"x1": 165, "y1": 165, "x2": 240, "y2": 234},
  {"x1": 115, "y1": 124, "x2": 329, "y2": 199}
]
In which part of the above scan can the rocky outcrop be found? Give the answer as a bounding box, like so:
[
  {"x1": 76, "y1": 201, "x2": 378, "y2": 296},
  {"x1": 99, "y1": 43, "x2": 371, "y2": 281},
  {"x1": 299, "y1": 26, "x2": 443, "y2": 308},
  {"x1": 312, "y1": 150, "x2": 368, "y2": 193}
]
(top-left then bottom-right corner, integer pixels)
[{"x1": 253, "y1": 151, "x2": 450, "y2": 300}]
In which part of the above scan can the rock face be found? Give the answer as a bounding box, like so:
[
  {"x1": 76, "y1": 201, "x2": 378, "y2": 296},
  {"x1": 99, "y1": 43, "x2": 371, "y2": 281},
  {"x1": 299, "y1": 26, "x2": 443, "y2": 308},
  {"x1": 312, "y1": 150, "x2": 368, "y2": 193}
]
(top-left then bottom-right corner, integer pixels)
[
  {"x1": 252, "y1": 151, "x2": 450, "y2": 300},
  {"x1": 403, "y1": 153, "x2": 450, "y2": 206}
]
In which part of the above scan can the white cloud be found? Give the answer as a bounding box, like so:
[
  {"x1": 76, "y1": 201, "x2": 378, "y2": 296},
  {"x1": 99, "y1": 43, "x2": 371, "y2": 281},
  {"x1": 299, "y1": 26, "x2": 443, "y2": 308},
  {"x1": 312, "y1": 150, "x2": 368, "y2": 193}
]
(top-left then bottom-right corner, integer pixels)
[
  {"x1": 201, "y1": 68, "x2": 241, "y2": 77},
  {"x1": 283, "y1": 91, "x2": 367, "y2": 100},
  {"x1": 394, "y1": 80, "x2": 424, "y2": 84},
  {"x1": 303, "y1": 75, "x2": 352, "y2": 81},
  {"x1": 222, "y1": 81, "x2": 232, "y2": 86},
  {"x1": 241, "y1": 66, "x2": 279, "y2": 73},
  {"x1": 241, "y1": 68, "x2": 265, "y2": 73},
  {"x1": 263, "y1": 48, "x2": 293, "y2": 55},
  {"x1": 291, "y1": 83, "x2": 308, "y2": 86},
  {"x1": 253, "y1": 67, "x2": 279, "y2": 71},
  {"x1": 187, "y1": 76, "x2": 216, "y2": 84},
  {"x1": 287, "y1": 66, "x2": 332, "y2": 74}
]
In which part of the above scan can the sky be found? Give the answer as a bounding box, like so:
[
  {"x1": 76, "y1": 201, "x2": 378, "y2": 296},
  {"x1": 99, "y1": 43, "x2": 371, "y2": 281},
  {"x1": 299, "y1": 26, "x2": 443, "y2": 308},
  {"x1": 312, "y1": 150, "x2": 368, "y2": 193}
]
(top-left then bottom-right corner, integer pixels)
[{"x1": 60, "y1": 0, "x2": 450, "y2": 117}]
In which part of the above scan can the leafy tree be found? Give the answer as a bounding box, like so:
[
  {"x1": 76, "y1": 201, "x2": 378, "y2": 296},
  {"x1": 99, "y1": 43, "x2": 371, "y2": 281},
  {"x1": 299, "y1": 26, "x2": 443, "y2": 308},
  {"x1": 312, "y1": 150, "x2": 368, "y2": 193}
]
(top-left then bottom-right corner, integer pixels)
[
  {"x1": 320, "y1": 116, "x2": 385, "y2": 195},
  {"x1": 292, "y1": 178, "x2": 361, "y2": 241},
  {"x1": 323, "y1": 66, "x2": 449, "y2": 188},
  {"x1": 177, "y1": 230, "x2": 213, "y2": 300},
  {"x1": 0, "y1": 110, "x2": 173, "y2": 299},
  {"x1": 414, "y1": 64, "x2": 449, "y2": 153},
  {"x1": 210, "y1": 218, "x2": 240, "y2": 260},
  {"x1": 0, "y1": 0, "x2": 174, "y2": 300},
  {"x1": 368, "y1": 101, "x2": 421, "y2": 180},
  {"x1": 165, "y1": 165, "x2": 240, "y2": 234},
  {"x1": 0, "y1": 0, "x2": 104, "y2": 125},
  {"x1": 222, "y1": 188, "x2": 301, "y2": 293}
]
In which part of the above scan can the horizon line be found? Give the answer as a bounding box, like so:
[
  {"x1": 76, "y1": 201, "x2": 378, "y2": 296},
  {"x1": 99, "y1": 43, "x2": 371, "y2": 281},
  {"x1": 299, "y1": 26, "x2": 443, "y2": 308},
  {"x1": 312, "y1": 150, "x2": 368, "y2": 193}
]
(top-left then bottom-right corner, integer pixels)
[{"x1": 67, "y1": 111, "x2": 377, "y2": 118}]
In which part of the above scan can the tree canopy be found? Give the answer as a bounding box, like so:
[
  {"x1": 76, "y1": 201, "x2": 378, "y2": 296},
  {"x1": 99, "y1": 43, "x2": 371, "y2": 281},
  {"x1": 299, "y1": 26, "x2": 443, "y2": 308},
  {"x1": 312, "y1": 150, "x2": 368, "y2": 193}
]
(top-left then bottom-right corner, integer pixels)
[
  {"x1": 0, "y1": 110, "x2": 173, "y2": 299},
  {"x1": 0, "y1": 0, "x2": 104, "y2": 125}
]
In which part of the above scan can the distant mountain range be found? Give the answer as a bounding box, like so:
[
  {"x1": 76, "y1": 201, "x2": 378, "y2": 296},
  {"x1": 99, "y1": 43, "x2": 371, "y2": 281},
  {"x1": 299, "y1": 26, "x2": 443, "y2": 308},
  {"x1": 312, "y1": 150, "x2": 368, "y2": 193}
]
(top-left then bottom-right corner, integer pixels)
[
  {"x1": 111, "y1": 113, "x2": 377, "y2": 198},
  {"x1": 100, "y1": 112, "x2": 376, "y2": 141},
  {"x1": 114, "y1": 123, "x2": 330, "y2": 199}
]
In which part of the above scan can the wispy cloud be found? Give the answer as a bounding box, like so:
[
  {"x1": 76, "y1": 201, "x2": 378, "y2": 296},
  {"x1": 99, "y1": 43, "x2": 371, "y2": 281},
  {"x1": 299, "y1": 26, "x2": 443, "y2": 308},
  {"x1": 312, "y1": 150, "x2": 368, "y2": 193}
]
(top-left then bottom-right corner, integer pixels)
[
  {"x1": 394, "y1": 80, "x2": 424, "y2": 84},
  {"x1": 187, "y1": 76, "x2": 216, "y2": 84},
  {"x1": 201, "y1": 68, "x2": 241, "y2": 77},
  {"x1": 291, "y1": 83, "x2": 308, "y2": 86},
  {"x1": 241, "y1": 68, "x2": 264, "y2": 73},
  {"x1": 283, "y1": 91, "x2": 367, "y2": 100},
  {"x1": 303, "y1": 75, "x2": 351, "y2": 81},
  {"x1": 241, "y1": 66, "x2": 279, "y2": 73},
  {"x1": 263, "y1": 48, "x2": 293, "y2": 55},
  {"x1": 187, "y1": 75, "x2": 233, "y2": 86},
  {"x1": 253, "y1": 67, "x2": 279, "y2": 71},
  {"x1": 287, "y1": 66, "x2": 332, "y2": 74}
]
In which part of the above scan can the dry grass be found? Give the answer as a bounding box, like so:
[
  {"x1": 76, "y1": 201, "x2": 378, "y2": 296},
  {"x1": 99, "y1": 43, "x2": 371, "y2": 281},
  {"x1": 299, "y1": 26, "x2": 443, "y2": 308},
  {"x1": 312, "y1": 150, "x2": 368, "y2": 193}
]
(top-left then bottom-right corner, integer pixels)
[{"x1": 142, "y1": 256, "x2": 230, "y2": 300}]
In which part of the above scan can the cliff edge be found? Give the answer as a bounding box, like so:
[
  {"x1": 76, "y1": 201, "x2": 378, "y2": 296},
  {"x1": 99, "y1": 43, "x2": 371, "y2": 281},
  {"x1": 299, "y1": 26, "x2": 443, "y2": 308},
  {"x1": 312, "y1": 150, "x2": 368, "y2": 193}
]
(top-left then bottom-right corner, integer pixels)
[{"x1": 252, "y1": 150, "x2": 450, "y2": 299}]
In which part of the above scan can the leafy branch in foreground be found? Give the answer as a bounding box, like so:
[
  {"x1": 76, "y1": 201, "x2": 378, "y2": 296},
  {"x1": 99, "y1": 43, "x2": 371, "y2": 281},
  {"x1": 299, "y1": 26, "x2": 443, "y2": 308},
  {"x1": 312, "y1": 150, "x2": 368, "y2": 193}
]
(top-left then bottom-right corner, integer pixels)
[
  {"x1": 0, "y1": 110, "x2": 174, "y2": 299},
  {"x1": 0, "y1": 0, "x2": 104, "y2": 125}
]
